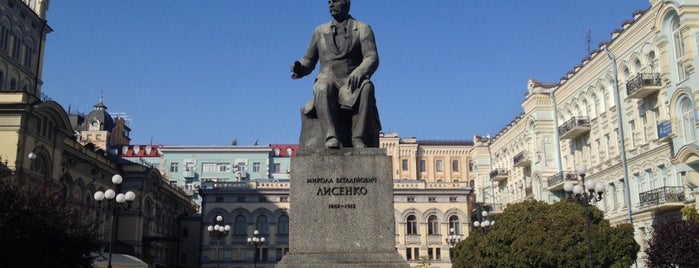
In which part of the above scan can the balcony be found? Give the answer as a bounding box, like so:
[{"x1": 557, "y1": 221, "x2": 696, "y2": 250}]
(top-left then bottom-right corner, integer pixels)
[
  {"x1": 405, "y1": 234, "x2": 420, "y2": 245},
  {"x1": 427, "y1": 235, "x2": 442, "y2": 244},
  {"x1": 626, "y1": 73, "x2": 662, "y2": 99},
  {"x1": 639, "y1": 186, "x2": 685, "y2": 210},
  {"x1": 489, "y1": 168, "x2": 509, "y2": 182},
  {"x1": 558, "y1": 116, "x2": 591, "y2": 139},
  {"x1": 546, "y1": 172, "x2": 578, "y2": 190},
  {"x1": 525, "y1": 187, "x2": 534, "y2": 198},
  {"x1": 513, "y1": 151, "x2": 531, "y2": 168},
  {"x1": 183, "y1": 170, "x2": 196, "y2": 179},
  {"x1": 183, "y1": 188, "x2": 195, "y2": 196}
]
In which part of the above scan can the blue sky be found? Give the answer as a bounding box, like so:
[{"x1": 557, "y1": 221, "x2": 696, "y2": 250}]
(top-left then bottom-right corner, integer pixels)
[{"x1": 42, "y1": 1, "x2": 651, "y2": 146}]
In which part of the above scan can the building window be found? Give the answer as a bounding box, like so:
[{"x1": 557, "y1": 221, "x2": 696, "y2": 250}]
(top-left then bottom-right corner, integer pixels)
[
  {"x1": 278, "y1": 215, "x2": 289, "y2": 234},
  {"x1": 428, "y1": 196, "x2": 436, "y2": 203},
  {"x1": 405, "y1": 248, "x2": 419, "y2": 261},
  {"x1": 202, "y1": 163, "x2": 216, "y2": 173},
  {"x1": 452, "y1": 160, "x2": 459, "y2": 172},
  {"x1": 273, "y1": 163, "x2": 281, "y2": 173},
  {"x1": 671, "y1": 15, "x2": 689, "y2": 81},
  {"x1": 0, "y1": 23, "x2": 9, "y2": 51},
  {"x1": 449, "y1": 215, "x2": 461, "y2": 235},
  {"x1": 406, "y1": 215, "x2": 418, "y2": 235},
  {"x1": 640, "y1": 114, "x2": 648, "y2": 144},
  {"x1": 436, "y1": 160, "x2": 443, "y2": 172},
  {"x1": 256, "y1": 215, "x2": 268, "y2": 235},
  {"x1": 628, "y1": 119, "x2": 636, "y2": 149},
  {"x1": 449, "y1": 196, "x2": 457, "y2": 202},
  {"x1": 427, "y1": 215, "x2": 439, "y2": 235},
  {"x1": 23, "y1": 43, "x2": 33, "y2": 68},
  {"x1": 11, "y1": 31, "x2": 20, "y2": 59},
  {"x1": 255, "y1": 247, "x2": 268, "y2": 262},
  {"x1": 401, "y1": 159, "x2": 408, "y2": 171},
  {"x1": 276, "y1": 248, "x2": 289, "y2": 261},
  {"x1": 185, "y1": 162, "x2": 194, "y2": 172},
  {"x1": 680, "y1": 97, "x2": 696, "y2": 143},
  {"x1": 428, "y1": 247, "x2": 441, "y2": 260},
  {"x1": 253, "y1": 162, "x2": 261, "y2": 173},
  {"x1": 407, "y1": 196, "x2": 415, "y2": 203},
  {"x1": 419, "y1": 159, "x2": 426, "y2": 172},
  {"x1": 234, "y1": 215, "x2": 247, "y2": 235},
  {"x1": 170, "y1": 162, "x2": 179, "y2": 172}
]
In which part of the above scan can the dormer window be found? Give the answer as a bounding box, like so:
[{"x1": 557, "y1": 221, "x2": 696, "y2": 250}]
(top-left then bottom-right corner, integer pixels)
[{"x1": 90, "y1": 119, "x2": 100, "y2": 130}]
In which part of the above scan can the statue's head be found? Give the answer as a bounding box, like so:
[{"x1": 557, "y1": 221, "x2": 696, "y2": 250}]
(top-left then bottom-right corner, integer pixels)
[{"x1": 328, "y1": 0, "x2": 350, "y2": 20}]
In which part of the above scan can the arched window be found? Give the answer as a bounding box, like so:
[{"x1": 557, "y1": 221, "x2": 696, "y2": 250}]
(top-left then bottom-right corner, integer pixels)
[
  {"x1": 671, "y1": 13, "x2": 688, "y2": 81},
  {"x1": 286, "y1": 148, "x2": 292, "y2": 156},
  {"x1": 11, "y1": 28, "x2": 21, "y2": 59},
  {"x1": 598, "y1": 86, "x2": 607, "y2": 112},
  {"x1": 680, "y1": 97, "x2": 696, "y2": 143},
  {"x1": 448, "y1": 215, "x2": 461, "y2": 234},
  {"x1": 10, "y1": 78, "x2": 16, "y2": 90},
  {"x1": 278, "y1": 215, "x2": 289, "y2": 235},
  {"x1": 0, "y1": 18, "x2": 10, "y2": 51},
  {"x1": 634, "y1": 59, "x2": 642, "y2": 73},
  {"x1": 0, "y1": 70, "x2": 4, "y2": 90},
  {"x1": 234, "y1": 215, "x2": 247, "y2": 235},
  {"x1": 406, "y1": 215, "x2": 418, "y2": 235},
  {"x1": 256, "y1": 215, "x2": 268, "y2": 235},
  {"x1": 427, "y1": 215, "x2": 439, "y2": 235}
]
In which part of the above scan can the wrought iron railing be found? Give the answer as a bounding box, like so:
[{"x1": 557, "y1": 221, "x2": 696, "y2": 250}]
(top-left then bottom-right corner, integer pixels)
[
  {"x1": 639, "y1": 186, "x2": 685, "y2": 207},
  {"x1": 626, "y1": 73, "x2": 661, "y2": 96},
  {"x1": 513, "y1": 151, "x2": 530, "y2": 166},
  {"x1": 489, "y1": 168, "x2": 509, "y2": 179},
  {"x1": 546, "y1": 172, "x2": 577, "y2": 187},
  {"x1": 558, "y1": 116, "x2": 591, "y2": 138}
]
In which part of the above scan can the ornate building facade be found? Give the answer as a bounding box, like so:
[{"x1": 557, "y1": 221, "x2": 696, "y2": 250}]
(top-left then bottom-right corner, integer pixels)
[
  {"x1": 470, "y1": 1, "x2": 699, "y2": 266},
  {"x1": 197, "y1": 134, "x2": 473, "y2": 268}
]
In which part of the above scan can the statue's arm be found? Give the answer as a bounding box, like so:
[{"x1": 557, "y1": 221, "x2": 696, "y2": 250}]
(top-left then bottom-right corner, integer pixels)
[
  {"x1": 292, "y1": 29, "x2": 320, "y2": 79},
  {"x1": 355, "y1": 25, "x2": 379, "y2": 79}
]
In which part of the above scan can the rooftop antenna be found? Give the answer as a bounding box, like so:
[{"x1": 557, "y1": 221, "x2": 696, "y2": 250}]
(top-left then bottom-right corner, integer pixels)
[{"x1": 585, "y1": 30, "x2": 592, "y2": 55}]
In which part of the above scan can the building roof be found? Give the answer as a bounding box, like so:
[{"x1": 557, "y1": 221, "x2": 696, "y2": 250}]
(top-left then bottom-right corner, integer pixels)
[
  {"x1": 119, "y1": 145, "x2": 162, "y2": 157},
  {"x1": 78, "y1": 98, "x2": 115, "y2": 132}
]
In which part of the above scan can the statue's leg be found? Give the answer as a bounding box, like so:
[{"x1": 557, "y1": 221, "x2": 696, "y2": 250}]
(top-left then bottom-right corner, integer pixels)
[
  {"x1": 313, "y1": 82, "x2": 341, "y2": 148},
  {"x1": 351, "y1": 82, "x2": 380, "y2": 148}
]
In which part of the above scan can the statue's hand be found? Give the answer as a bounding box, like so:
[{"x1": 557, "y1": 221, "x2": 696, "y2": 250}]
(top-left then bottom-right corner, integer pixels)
[
  {"x1": 348, "y1": 72, "x2": 364, "y2": 91},
  {"x1": 291, "y1": 61, "x2": 304, "y2": 79}
]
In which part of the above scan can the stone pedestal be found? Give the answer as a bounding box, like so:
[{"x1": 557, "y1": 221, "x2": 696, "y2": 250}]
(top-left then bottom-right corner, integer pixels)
[{"x1": 277, "y1": 148, "x2": 408, "y2": 268}]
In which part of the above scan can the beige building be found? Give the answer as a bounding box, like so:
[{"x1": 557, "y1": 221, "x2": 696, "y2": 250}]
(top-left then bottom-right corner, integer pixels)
[
  {"x1": 470, "y1": 1, "x2": 699, "y2": 266},
  {"x1": 0, "y1": 1, "x2": 198, "y2": 267},
  {"x1": 198, "y1": 134, "x2": 474, "y2": 268}
]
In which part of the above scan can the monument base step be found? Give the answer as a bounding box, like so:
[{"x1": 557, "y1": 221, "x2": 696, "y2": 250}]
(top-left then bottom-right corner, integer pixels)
[{"x1": 277, "y1": 252, "x2": 409, "y2": 268}]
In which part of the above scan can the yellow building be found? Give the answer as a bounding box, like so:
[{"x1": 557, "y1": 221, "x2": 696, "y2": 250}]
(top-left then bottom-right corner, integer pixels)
[{"x1": 198, "y1": 134, "x2": 474, "y2": 268}]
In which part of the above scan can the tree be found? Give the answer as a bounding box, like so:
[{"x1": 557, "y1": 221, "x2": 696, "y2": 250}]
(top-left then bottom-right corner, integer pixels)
[
  {"x1": 452, "y1": 200, "x2": 639, "y2": 268},
  {"x1": 646, "y1": 205, "x2": 699, "y2": 268},
  {"x1": 416, "y1": 255, "x2": 433, "y2": 268},
  {"x1": 0, "y1": 173, "x2": 100, "y2": 268}
]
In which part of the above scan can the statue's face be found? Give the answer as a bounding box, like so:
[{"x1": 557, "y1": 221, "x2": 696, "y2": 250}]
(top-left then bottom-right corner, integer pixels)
[{"x1": 328, "y1": 0, "x2": 350, "y2": 18}]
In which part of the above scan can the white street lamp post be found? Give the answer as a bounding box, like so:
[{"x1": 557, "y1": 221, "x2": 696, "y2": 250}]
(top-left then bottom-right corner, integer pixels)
[
  {"x1": 472, "y1": 210, "x2": 494, "y2": 234},
  {"x1": 207, "y1": 215, "x2": 230, "y2": 268},
  {"x1": 247, "y1": 230, "x2": 266, "y2": 268},
  {"x1": 563, "y1": 165, "x2": 605, "y2": 268},
  {"x1": 93, "y1": 174, "x2": 136, "y2": 268}
]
